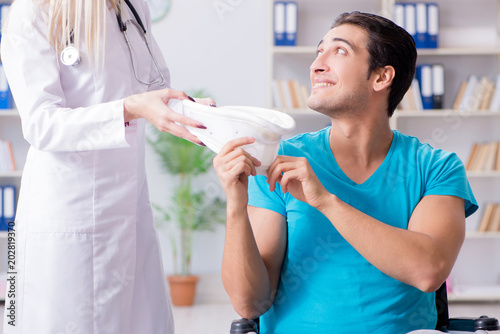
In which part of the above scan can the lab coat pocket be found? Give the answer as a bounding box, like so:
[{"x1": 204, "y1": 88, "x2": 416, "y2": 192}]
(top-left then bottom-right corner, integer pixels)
[
  {"x1": 25, "y1": 150, "x2": 95, "y2": 233},
  {"x1": 22, "y1": 232, "x2": 94, "y2": 334}
]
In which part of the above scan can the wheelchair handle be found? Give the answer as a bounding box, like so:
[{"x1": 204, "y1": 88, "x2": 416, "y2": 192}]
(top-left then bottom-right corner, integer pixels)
[{"x1": 230, "y1": 318, "x2": 258, "y2": 334}]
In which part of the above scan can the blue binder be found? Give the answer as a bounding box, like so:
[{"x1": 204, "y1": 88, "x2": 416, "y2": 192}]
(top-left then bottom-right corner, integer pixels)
[
  {"x1": 427, "y1": 3, "x2": 439, "y2": 48},
  {"x1": 285, "y1": 2, "x2": 297, "y2": 46},
  {"x1": 0, "y1": 185, "x2": 15, "y2": 231},
  {"x1": 0, "y1": 64, "x2": 13, "y2": 109},
  {"x1": 0, "y1": 4, "x2": 10, "y2": 43},
  {"x1": 404, "y1": 3, "x2": 417, "y2": 46},
  {"x1": 415, "y1": 3, "x2": 428, "y2": 48},
  {"x1": 432, "y1": 64, "x2": 444, "y2": 109},
  {"x1": 0, "y1": 187, "x2": 3, "y2": 231},
  {"x1": 393, "y1": 3, "x2": 405, "y2": 28},
  {"x1": 274, "y1": 2, "x2": 286, "y2": 46},
  {"x1": 417, "y1": 65, "x2": 434, "y2": 110}
]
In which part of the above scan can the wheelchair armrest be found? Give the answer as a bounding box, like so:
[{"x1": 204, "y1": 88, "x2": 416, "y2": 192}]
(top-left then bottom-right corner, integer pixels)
[{"x1": 447, "y1": 315, "x2": 500, "y2": 332}]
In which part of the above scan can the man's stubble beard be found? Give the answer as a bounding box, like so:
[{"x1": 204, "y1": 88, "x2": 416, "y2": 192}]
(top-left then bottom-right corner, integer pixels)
[{"x1": 307, "y1": 87, "x2": 369, "y2": 119}]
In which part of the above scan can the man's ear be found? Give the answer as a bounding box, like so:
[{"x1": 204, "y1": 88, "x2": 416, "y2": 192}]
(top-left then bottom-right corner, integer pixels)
[{"x1": 372, "y1": 65, "x2": 395, "y2": 92}]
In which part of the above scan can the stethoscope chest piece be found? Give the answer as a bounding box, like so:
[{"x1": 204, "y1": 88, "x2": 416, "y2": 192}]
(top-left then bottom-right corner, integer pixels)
[{"x1": 61, "y1": 46, "x2": 81, "y2": 66}]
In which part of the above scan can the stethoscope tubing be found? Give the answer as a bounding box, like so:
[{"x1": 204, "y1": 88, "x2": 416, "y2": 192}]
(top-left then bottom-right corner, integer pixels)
[
  {"x1": 61, "y1": 0, "x2": 165, "y2": 87},
  {"x1": 116, "y1": 0, "x2": 146, "y2": 33}
]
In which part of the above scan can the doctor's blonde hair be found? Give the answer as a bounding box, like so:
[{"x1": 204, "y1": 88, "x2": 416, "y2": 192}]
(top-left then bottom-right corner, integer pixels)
[{"x1": 43, "y1": 0, "x2": 121, "y2": 65}]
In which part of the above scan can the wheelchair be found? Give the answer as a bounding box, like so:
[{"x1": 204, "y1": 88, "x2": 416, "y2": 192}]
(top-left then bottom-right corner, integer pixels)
[{"x1": 229, "y1": 282, "x2": 500, "y2": 333}]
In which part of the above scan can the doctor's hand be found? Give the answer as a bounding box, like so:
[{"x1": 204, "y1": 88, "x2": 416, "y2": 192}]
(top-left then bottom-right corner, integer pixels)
[
  {"x1": 267, "y1": 156, "x2": 331, "y2": 210},
  {"x1": 213, "y1": 137, "x2": 261, "y2": 206},
  {"x1": 124, "y1": 88, "x2": 210, "y2": 145}
]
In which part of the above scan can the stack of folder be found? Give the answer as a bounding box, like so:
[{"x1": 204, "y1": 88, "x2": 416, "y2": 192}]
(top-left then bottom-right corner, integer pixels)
[
  {"x1": 465, "y1": 142, "x2": 500, "y2": 172},
  {"x1": 274, "y1": 1, "x2": 298, "y2": 46},
  {"x1": 477, "y1": 203, "x2": 500, "y2": 233},
  {"x1": 399, "y1": 64, "x2": 444, "y2": 111},
  {"x1": 453, "y1": 75, "x2": 500, "y2": 112},
  {"x1": 393, "y1": 2, "x2": 439, "y2": 49},
  {"x1": 272, "y1": 79, "x2": 310, "y2": 110}
]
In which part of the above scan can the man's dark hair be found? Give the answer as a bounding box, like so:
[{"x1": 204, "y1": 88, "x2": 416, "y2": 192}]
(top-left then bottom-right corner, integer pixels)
[{"x1": 331, "y1": 12, "x2": 417, "y2": 117}]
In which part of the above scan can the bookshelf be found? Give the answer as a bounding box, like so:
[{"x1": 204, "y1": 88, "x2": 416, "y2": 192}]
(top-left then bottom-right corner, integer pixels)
[
  {"x1": 268, "y1": 0, "x2": 500, "y2": 302},
  {"x1": 0, "y1": 110, "x2": 26, "y2": 303},
  {"x1": 0, "y1": 110, "x2": 27, "y2": 179}
]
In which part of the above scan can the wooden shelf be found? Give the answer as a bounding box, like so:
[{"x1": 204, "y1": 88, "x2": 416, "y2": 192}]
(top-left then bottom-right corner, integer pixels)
[
  {"x1": 418, "y1": 46, "x2": 500, "y2": 56},
  {"x1": 394, "y1": 110, "x2": 500, "y2": 117},
  {"x1": 0, "y1": 110, "x2": 18, "y2": 117},
  {"x1": 466, "y1": 171, "x2": 500, "y2": 178},
  {"x1": 0, "y1": 171, "x2": 23, "y2": 178},
  {"x1": 271, "y1": 46, "x2": 316, "y2": 55},
  {"x1": 272, "y1": 46, "x2": 500, "y2": 56},
  {"x1": 281, "y1": 107, "x2": 317, "y2": 115},
  {"x1": 466, "y1": 231, "x2": 500, "y2": 238},
  {"x1": 449, "y1": 285, "x2": 500, "y2": 302}
]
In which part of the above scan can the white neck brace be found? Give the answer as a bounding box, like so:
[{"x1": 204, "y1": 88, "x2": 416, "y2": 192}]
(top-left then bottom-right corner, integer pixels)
[{"x1": 168, "y1": 99, "x2": 296, "y2": 174}]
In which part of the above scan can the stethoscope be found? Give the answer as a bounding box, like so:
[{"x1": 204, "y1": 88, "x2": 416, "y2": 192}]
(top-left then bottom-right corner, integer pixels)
[{"x1": 60, "y1": 0, "x2": 165, "y2": 87}]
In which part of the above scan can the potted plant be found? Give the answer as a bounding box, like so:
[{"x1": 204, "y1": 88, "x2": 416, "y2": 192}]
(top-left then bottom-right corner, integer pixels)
[{"x1": 148, "y1": 97, "x2": 226, "y2": 306}]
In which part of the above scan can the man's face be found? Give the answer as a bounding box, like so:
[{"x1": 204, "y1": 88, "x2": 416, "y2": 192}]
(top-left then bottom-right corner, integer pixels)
[{"x1": 307, "y1": 24, "x2": 373, "y2": 117}]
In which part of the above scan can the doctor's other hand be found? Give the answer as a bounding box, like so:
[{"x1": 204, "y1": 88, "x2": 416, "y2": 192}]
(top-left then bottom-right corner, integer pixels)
[
  {"x1": 193, "y1": 97, "x2": 217, "y2": 107},
  {"x1": 213, "y1": 137, "x2": 261, "y2": 205},
  {"x1": 124, "y1": 88, "x2": 210, "y2": 145}
]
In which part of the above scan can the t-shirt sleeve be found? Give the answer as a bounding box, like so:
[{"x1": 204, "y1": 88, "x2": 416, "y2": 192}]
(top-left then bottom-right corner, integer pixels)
[
  {"x1": 248, "y1": 175, "x2": 287, "y2": 218},
  {"x1": 424, "y1": 152, "x2": 478, "y2": 218}
]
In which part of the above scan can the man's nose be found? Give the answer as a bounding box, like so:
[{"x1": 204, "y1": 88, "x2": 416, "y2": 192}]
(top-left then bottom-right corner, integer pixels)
[{"x1": 310, "y1": 54, "x2": 329, "y2": 73}]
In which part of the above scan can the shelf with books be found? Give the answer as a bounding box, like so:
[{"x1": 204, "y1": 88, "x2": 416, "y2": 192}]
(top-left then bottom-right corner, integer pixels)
[{"x1": 269, "y1": 0, "x2": 500, "y2": 302}]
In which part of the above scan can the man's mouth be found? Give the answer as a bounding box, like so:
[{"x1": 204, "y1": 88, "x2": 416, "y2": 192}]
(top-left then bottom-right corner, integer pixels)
[{"x1": 313, "y1": 82, "x2": 336, "y2": 89}]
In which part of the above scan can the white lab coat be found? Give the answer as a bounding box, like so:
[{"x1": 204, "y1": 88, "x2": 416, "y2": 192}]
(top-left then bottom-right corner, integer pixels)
[{"x1": 1, "y1": 0, "x2": 174, "y2": 333}]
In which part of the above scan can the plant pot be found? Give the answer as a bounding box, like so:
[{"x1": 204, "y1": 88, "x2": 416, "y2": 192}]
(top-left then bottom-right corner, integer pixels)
[{"x1": 167, "y1": 275, "x2": 199, "y2": 306}]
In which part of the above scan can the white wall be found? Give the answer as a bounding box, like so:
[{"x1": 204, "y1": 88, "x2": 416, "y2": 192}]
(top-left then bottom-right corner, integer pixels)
[{"x1": 145, "y1": 0, "x2": 269, "y2": 276}]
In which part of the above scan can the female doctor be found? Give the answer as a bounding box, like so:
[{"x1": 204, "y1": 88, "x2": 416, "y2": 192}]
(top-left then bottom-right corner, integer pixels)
[{"x1": 1, "y1": 0, "x2": 213, "y2": 333}]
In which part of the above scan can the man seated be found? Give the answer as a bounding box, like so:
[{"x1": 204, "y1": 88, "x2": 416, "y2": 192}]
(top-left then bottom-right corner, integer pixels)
[{"x1": 213, "y1": 11, "x2": 477, "y2": 334}]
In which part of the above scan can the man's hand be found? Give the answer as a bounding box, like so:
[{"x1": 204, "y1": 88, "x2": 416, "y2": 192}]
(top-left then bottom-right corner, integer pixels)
[
  {"x1": 213, "y1": 137, "x2": 262, "y2": 205},
  {"x1": 266, "y1": 156, "x2": 332, "y2": 209}
]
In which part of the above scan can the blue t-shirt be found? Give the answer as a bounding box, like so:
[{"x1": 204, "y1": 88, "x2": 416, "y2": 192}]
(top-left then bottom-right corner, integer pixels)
[{"x1": 248, "y1": 128, "x2": 477, "y2": 334}]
